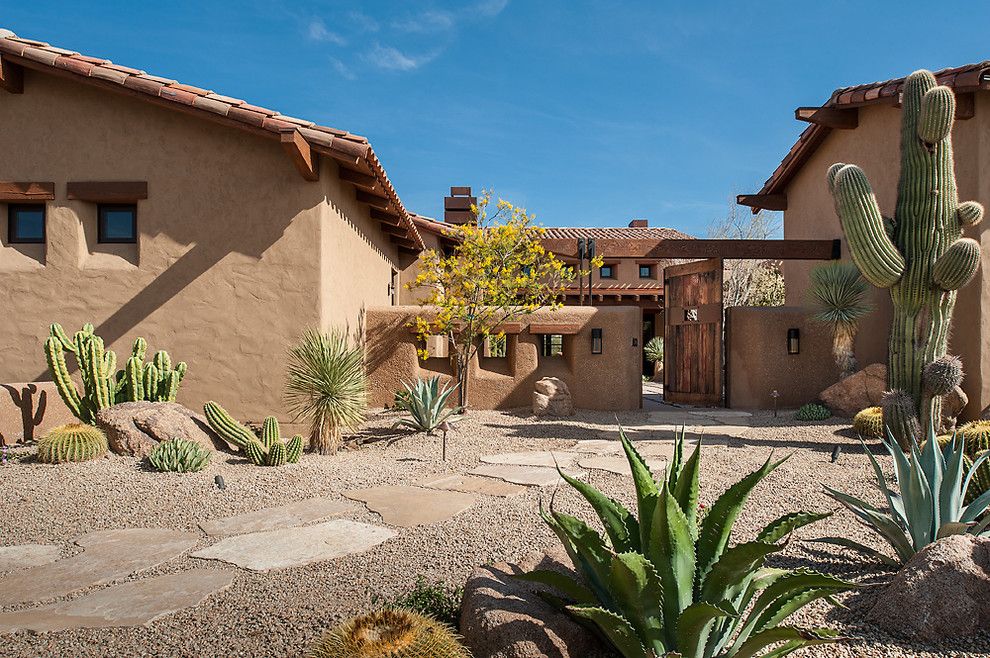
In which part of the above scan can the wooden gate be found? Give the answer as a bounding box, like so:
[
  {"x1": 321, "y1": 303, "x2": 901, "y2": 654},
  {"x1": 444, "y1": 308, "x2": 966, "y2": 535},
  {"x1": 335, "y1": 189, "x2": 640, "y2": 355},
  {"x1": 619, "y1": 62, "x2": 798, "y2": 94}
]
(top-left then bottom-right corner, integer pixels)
[{"x1": 663, "y1": 258, "x2": 723, "y2": 406}]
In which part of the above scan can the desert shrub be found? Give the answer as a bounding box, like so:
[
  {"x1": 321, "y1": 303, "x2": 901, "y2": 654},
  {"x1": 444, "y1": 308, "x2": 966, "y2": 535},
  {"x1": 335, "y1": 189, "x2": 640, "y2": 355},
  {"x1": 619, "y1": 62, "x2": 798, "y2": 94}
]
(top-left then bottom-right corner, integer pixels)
[
  {"x1": 373, "y1": 576, "x2": 463, "y2": 628},
  {"x1": 37, "y1": 423, "x2": 108, "y2": 463},
  {"x1": 148, "y1": 438, "x2": 211, "y2": 473},
  {"x1": 795, "y1": 402, "x2": 832, "y2": 421},
  {"x1": 392, "y1": 377, "x2": 460, "y2": 435}
]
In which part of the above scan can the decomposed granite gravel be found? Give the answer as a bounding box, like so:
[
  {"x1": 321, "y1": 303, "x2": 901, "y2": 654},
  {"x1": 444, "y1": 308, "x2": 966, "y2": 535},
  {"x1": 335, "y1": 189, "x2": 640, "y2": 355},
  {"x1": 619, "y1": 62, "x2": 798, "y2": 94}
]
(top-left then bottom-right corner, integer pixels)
[{"x1": 1, "y1": 407, "x2": 988, "y2": 657}]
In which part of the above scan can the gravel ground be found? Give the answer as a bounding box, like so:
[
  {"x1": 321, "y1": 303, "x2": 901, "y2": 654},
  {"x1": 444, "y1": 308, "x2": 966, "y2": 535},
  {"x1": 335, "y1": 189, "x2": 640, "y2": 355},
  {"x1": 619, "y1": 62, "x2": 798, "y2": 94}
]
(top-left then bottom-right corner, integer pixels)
[{"x1": 2, "y1": 407, "x2": 988, "y2": 657}]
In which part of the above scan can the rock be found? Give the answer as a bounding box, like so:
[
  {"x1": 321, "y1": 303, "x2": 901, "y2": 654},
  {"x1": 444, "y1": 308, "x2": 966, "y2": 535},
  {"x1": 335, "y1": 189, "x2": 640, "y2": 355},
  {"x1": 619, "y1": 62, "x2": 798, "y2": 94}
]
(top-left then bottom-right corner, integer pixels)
[
  {"x1": 0, "y1": 544, "x2": 61, "y2": 571},
  {"x1": 941, "y1": 385, "x2": 968, "y2": 432},
  {"x1": 419, "y1": 474, "x2": 527, "y2": 497},
  {"x1": 479, "y1": 451, "x2": 579, "y2": 468},
  {"x1": 343, "y1": 486, "x2": 476, "y2": 527},
  {"x1": 819, "y1": 363, "x2": 887, "y2": 417},
  {"x1": 460, "y1": 547, "x2": 610, "y2": 658},
  {"x1": 867, "y1": 534, "x2": 990, "y2": 641},
  {"x1": 96, "y1": 401, "x2": 227, "y2": 458},
  {"x1": 532, "y1": 377, "x2": 574, "y2": 417},
  {"x1": 578, "y1": 454, "x2": 668, "y2": 476},
  {"x1": 198, "y1": 498, "x2": 356, "y2": 537},
  {"x1": 469, "y1": 463, "x2": 585, "y2": 487}
]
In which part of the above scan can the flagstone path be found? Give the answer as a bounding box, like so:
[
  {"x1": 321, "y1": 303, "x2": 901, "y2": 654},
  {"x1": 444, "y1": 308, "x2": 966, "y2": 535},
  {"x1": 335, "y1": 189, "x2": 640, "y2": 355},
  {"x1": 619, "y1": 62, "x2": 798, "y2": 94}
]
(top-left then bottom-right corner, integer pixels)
[
  {"x1": 199, "y1": 498, "x2": 355, "y2": 536},
  {"x1": 419, "y1": 473, "x2": 526, "y2": 497},
  {"x1": 468, "y1": 463, "x2": 586, "y2": 486},
  {"x1": 0, "y1": 544, "x2": 61, "y2": 572},
  {"x1": 344, "y1": 486, "x2": 478, "y2": 527}
]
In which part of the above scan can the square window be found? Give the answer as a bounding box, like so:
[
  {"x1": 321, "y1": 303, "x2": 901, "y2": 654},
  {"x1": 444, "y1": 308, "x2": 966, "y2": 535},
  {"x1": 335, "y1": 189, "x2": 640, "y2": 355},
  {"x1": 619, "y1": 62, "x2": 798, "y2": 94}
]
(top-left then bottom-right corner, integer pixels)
[
  {"x1": 540, "y1": 334, "x2": 564, "y2": 357},
  {"x1": 600, "y1": 264, "x2": 614, "y2": 278},
  {"x1": 639, "y1": 264, "x2": 654, "y2": 279},
  {"x1": 8, "y1": 204, "x2": 46, "y2": 244},
  {"x1": 485, "y1": 335, "x2": 508, "y2": 358},
  {"x1": 98, "y1": 204, "x2": 137, "y2": 243}
]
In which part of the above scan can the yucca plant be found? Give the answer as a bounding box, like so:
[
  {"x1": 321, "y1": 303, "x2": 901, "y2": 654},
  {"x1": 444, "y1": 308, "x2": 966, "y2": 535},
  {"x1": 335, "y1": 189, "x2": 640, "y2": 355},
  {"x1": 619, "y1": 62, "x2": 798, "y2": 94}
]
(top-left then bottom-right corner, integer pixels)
[
  {"x1": 392, "y1": 376, "x2": 460, "y2": 435},
  {"x1": 523, "y1": 427, "x2": 849, "y2": 658},
  {"x1": 644, "y1": 336, "x2": 664, "y2": 376},
  {"x1": 285, "y1": 329, "x2": 367, "y2": 454},
  {"x1": 807, "y1": 262, "x2": 872, "y2": 380},
  {"x1": 814, "y1": 425, "x2": 990, "y2": 567}
]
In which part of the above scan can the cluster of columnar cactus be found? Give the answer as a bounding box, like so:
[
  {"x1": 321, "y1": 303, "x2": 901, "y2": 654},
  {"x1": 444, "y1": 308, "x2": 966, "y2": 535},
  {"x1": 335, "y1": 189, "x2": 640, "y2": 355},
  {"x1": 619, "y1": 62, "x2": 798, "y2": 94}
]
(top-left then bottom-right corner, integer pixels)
[
  {"x1": 203, "y1": 402, "x2": 302, "y2": 467},
  {"x1": 307, "y1": 609, "x2": 470, "y2": 658},
  {"x1": 44, "y1": 323, "x2": 188, "y2": 424},
  {"x1": 148, "y1": 438, "x2": 211, "y2": 473},
  {"x1": 829, "y1": 70, "x2": 983, "y2": 449},
  {"x1": 36, "y1": 423, "x2": 108, "y2": 463}
]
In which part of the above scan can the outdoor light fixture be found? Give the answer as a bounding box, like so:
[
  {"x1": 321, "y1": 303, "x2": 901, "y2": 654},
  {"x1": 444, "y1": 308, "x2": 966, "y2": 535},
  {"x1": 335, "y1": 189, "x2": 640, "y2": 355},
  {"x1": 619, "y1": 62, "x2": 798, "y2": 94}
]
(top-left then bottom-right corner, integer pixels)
[
  {"x1": 787, "y1": 328, "x2": 800, "y2": 355},
  {"x1": 591, "y1": 328, "x2": 603, "y2": 354}
]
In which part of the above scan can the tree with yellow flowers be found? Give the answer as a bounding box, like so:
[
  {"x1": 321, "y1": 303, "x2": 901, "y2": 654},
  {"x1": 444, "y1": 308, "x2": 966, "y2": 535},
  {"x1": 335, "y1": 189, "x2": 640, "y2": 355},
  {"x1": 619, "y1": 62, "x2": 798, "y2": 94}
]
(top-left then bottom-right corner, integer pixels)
[{"x1": 410, "y1": 191, "x2": 588, "y2": 408}]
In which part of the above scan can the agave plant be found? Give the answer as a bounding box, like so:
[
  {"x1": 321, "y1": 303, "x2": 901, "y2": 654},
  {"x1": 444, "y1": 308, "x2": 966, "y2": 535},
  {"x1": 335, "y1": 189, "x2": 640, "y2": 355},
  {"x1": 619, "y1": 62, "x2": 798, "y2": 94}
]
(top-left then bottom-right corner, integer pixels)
[
  {"x1": 523, "y1": 428, "x2": 849, "y2": 658},
  {"x1": 285, "y1": 329, "x2": 367, "y2": 454},
  {"x1": 806, "y1": 262, "x2": 872, "y2": 380},
  {"x1": 815, "y1": 425, "x2": 990, "y2": 567},
  {"x1": 392, "y1": 376, "x2": 460, "y2": 435}
]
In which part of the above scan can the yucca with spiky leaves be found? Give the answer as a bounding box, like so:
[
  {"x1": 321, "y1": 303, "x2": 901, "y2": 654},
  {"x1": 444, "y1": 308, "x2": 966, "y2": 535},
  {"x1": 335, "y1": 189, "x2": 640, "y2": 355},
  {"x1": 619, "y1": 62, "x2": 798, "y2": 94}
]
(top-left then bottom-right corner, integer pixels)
[
  {"x1": 814, "y1": 424, "x2": 990, "y2": 567},
  {"x1": 522, "y1": 427, "x2": 849, "y2": 658},
  {"x1": 806, "y1": 262, "x2": 873, "y2": 380},
  {"x1": 285, "y1": 329, "x2": 367, "y2": 454},
  {"x1": 392, "y1": 377, "x2": 460, "y2": 435}
]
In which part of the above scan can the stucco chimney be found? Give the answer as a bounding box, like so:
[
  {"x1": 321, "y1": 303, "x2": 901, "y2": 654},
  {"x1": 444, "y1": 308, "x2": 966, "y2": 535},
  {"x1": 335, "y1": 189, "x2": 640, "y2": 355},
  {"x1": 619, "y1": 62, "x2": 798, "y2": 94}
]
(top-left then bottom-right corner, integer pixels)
[
  {"x1": 628, "y1": 218, "x2": 649, "y2": 228},
  {"x1": 444, "y1": 186, "x2": 477, "y2": 225}
]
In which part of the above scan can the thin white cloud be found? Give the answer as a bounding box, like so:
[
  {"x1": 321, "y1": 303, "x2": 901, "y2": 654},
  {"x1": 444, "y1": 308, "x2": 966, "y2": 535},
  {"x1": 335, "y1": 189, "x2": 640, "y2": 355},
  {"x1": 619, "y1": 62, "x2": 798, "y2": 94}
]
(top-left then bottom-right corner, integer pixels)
[
  {"x1": 349, "y1": 10, "x2": 380, "y2": 33},
  {"x1": 391, "y1": 9, "x2": 455, "y2": 33},
  {"x1": 364, "y1": 44, "x2": 438, "y2": 72},
  {"x1": 473, "y1": 0, "x2": 509, "y2": 18},
  {"x1": 330, "y1": 57, "x2": 356, "y2": 80},
  {"x1": 307, "y1": 19, "x2": 346, "y2": 45}
]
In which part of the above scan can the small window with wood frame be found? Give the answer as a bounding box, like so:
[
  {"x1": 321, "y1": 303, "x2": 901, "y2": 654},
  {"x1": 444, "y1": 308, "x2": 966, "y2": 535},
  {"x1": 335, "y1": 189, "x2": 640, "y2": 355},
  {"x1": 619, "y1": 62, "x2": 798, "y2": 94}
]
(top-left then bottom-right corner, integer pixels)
[
  {"x1": 639, "y1": 263, "x2": 656, "y2": 279},
  {"x1": 97, "y1": 204, "x2": 137, "y2": 244},
  {"x1": 540, "y1": 334, "x2": 564, "y2": 357},
  {"x1": 599, "y1": 263, "x2": 617, "y2": 279},
  {"x1": 8, "y1": 204, "x2": 46, "y2": 244}
]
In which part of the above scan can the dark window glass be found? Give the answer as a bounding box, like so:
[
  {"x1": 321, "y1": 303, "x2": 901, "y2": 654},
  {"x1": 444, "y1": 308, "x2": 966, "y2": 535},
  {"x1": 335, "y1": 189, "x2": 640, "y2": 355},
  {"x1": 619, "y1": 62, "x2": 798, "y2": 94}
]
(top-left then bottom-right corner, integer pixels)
[
  {"x1": 98, "y1": 204, "x2": 137, "y2": 243},
  {"x1": 600, "y1": 265, "x2": 614, "y2": 278},
  {"x1": 540, "y1": 334, "x2": 564, "y2": 357},
  {"x1": 639, "y1": 264, "x2": 654, "y2": 278},
  {"x1": 8, "y1": 205, "x2": 45, "y2": 244}
]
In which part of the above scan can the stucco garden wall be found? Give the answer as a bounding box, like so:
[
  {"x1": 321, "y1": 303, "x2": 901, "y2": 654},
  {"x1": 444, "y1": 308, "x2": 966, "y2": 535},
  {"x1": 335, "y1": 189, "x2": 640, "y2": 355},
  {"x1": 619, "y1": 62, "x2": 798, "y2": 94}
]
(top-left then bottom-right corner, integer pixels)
[{"x1": 365, "y1": 306, "x2": 643, "y2": 410}]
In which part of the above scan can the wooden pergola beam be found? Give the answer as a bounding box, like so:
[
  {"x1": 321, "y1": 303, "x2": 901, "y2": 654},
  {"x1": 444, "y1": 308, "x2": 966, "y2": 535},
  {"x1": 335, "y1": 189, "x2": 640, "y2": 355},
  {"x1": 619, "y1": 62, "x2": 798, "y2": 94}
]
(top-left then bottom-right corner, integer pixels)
[
  {"x1": 795, "y1": 106, "x2": 858, "y2": 129},
  {"x1": 649, "y1": 239, "x2": 840, "y2": 260},
  {"x1": 736, "y1": 193, "x2": 787, "y2": 211},
  {"x1": 280, "y1": 130, "x2": 319, "y2": 181},
  {"x1": 0, "y1": 55, "x2": 23, "y2": 94}
]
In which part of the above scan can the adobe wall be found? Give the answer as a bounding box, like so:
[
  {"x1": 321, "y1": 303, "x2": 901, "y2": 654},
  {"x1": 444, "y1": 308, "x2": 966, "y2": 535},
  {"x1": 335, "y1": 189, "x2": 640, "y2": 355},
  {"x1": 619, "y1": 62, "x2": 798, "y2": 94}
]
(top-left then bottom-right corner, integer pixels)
[
  {"x1": 365, "y1": 305, "x2": 643, "y2": 410},
  {"x1": 725, "y1": 306, "x2": 842, "y2": 410},
  {"x1": 777, "y1": 98, "x2": 990, "y2": 418},
  {"x1": 0, "y1": 67, "x2": 399, "y2": 429}
]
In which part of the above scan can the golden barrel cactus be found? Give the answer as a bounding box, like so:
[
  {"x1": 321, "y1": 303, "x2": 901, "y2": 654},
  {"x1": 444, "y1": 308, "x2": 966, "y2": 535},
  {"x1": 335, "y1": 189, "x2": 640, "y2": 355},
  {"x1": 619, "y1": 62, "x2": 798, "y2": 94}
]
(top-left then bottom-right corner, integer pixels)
[
  {"x1": 853, "y1": 406, "x2": 884, "y2": 439},
  {"x1": 308, "y1": 609, "x2": 470, "y2": 658},
  {"x1": 37, "y1": 423, "x2": 108, "y2": 463}
]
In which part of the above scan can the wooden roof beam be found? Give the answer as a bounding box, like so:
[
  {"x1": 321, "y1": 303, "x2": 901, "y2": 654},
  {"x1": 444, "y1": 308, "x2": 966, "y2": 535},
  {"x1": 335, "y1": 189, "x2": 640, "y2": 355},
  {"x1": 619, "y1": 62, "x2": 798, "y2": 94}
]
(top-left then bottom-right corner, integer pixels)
[
  {"x1": 390, "y1": 234, "x2": 417, "y2": 249},
  {"x1": 280, "y1": 130, "x2": 319, "y2": 182},
  {"x1": 736, "y1": 193, "x2": 787, "y2": 211},
  {"x1": 795, "y1": 106, "x2": 858, "y2": 129},
  {"x1": 356, "y1": 188, "x2": 390, "y2": 210},
  {"x1": 650, "y1": 238, "x2": 840, "y2": 261},
  {"x1": 338, "y1": 166, "x2": 378, "y2": 190},
  {"x1": 369, "y1": 206, "x2": 402, "y2": 226},
  {"x1": 0, "y1": 55, "x2": 23, "y2": 94}
]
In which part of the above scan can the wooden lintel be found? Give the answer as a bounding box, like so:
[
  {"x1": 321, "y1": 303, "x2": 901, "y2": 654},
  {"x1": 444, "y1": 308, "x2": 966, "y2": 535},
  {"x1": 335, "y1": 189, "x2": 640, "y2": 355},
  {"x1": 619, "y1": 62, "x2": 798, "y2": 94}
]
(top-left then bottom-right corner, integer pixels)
[
  {"x1": 338, "y1": 166, "x2": 378, "y2": 189},
  {"x1": 795, "y1": 106, "x2": 858, "y2": 129},
  {"x1": 529, "y1": 323, "x2": 582, "y2": 335},
  {"x1": 650, "y1": 239, "x2": 840, "y2": 261},
  {"x1": 0, "y1": 55, "x2": 23, "y2": 94},
  {"x1": 356, "y1": 188, "x2": 390, "y2": 210},
  {"x1": 280, "y1": 130, "x2": 319, "y2": 181},
  {"x1": 956, "y1": 92, "x2": 976, "y2": 120},
  {"x1": 66, "y1": 181, "x2": 148, "y2": 202},
  {"x1": 0, "y1": 181, "x2": 55, "y2": 201},
  {"x1": 369, "y1": 206, "x2": 401, "y2": 226},
  {"x1": 736, "y1": 193, "x2": 787, "y2": 211}
]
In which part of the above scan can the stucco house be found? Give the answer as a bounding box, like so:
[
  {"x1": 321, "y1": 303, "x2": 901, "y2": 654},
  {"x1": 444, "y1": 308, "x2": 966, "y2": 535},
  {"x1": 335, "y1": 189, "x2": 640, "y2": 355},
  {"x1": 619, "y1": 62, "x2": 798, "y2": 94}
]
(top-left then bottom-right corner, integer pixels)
[
  {"x1": 736, "y1": 61, "x2": 990, "y2": 418},
  {"x1": 0, "y1": 28, "x2": 424, "y2": 427}
]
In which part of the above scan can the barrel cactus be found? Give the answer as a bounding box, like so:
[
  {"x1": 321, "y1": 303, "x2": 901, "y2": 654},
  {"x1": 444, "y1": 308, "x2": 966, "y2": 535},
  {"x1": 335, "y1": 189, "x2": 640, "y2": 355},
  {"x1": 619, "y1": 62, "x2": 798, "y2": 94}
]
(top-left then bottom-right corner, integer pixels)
[
  {"x1": 828, "y1": 70, "x2": 983, "y2": 449},
  {"x1": 37, "y1": 423, "x2": 108, "y2": 463},
  {"x1": 204, "y1": 402, "x2": 302, "y2": 467},
  {"x1": 853, "y1": 406, "x2": 884, "y2": 439},
  {"x1": 307, "y1": 609, "x2": 470, "y2": 658},
  {"x1": 148, "y1": 438, "x2": 211, "y2": 473},
  {"x1": 954, "y1": 420, "x2": 990, "y2": 499},
  {"x1": 795, "y1": 402, "x2": 832, "y2": 421}
]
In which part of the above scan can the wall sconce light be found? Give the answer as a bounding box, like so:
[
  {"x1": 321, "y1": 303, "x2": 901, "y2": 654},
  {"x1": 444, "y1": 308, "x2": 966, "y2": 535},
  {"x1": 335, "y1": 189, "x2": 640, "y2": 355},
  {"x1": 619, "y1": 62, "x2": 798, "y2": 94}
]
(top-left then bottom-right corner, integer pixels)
[
  {"x1": 591, "y1": 328, "x2": 603, "y2": 354},
  {"x1": 787, "y1": 328, "x2": 800, "y2": 355}
]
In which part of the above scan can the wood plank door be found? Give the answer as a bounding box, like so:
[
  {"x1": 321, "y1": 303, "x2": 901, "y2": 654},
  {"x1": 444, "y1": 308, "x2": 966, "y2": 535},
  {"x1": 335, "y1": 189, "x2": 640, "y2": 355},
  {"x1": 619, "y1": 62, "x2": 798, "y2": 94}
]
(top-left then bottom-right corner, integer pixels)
[{"x1": 663, "y1": 258, "x2": 723, "y2": 406}]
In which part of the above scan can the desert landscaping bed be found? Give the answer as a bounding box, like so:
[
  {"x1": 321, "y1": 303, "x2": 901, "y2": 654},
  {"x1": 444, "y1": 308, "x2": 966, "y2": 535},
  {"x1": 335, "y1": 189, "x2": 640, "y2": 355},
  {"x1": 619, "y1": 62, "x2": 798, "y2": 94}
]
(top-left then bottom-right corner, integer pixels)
[{"x1": 2, "y1": 407, "x2": 988, "y2": 658}]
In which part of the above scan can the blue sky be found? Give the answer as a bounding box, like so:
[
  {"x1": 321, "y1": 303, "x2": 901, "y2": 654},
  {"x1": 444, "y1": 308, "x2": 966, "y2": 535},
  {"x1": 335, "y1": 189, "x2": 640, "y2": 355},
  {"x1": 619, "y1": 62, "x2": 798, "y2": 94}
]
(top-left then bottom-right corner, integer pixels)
[{"x1": 4, "y1": 2, "x2": 990, "y2": 236}]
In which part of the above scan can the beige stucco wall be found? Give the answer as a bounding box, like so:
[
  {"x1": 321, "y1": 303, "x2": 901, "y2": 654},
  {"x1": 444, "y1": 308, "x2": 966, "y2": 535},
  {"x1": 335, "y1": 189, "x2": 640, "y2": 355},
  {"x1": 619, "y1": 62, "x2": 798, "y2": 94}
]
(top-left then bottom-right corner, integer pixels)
[
  {"x1": 0, "y1": 67, "x2": 399, "y2": 431},
  {"x1": 779, "y1": 97, "x2": 990, "y2": 418},
  {"x1": 365, "y1": 305, "x2": 643, "y2": 410}
]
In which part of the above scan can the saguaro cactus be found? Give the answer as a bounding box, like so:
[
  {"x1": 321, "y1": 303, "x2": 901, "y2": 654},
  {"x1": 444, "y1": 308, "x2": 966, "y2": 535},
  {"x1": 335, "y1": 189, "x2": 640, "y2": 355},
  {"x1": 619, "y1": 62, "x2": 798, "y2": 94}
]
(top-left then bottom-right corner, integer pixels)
[{"x1": 828, "y1": 70, "x2": 982, "y2": 448}]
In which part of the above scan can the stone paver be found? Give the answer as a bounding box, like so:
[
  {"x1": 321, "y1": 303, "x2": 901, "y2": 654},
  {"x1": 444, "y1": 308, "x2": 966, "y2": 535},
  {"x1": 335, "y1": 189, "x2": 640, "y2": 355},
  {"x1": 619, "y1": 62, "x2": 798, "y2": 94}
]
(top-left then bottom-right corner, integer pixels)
[
  {"x1": 199, "y1": 498, "x2": 355, "y2": 536},
  {"x1": 469, "y1": 463, "x2": 585, "y2": 486},
  {"x1": 566, "y1": 440, "x2": 624, "y2": 454},
  {"x1": 344, "y1": 485, "x2": 477, "y2": 526},
  {"x1": 0, "y1": 544, "x2": 61, "y2": 572},
  {"x1": 419, "y1": 473, "x2": 526, "y2": 497},
  {"x1": 191, "y1": 519, "x2": 395, "y2": 571},
  {"x1": 578, "y1": 455, "x2": 668, "y2": 476},
  {"x1": 688, "y1": 409, "x2": 752, "y2": 419},
  {"x1": 0, "y1": 528, "x2": 199, "y2": 606},
  {"x1": 0, "y1": 569, "x2": 234, "y2": 633},
  {"x1": 478, "y1": 451, "x2": 579, "y2": 468}
]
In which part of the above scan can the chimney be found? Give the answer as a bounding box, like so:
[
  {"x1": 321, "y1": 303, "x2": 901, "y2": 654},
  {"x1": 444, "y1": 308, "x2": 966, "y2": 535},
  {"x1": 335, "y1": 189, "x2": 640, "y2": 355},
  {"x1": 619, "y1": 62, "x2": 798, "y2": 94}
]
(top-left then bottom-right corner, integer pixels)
[
  {"x1": 628, "y1": 218, "x2": 649, "y2": 228},
  {"x1": 444, "y1": 186, "x2": 477, "y2": 225}
]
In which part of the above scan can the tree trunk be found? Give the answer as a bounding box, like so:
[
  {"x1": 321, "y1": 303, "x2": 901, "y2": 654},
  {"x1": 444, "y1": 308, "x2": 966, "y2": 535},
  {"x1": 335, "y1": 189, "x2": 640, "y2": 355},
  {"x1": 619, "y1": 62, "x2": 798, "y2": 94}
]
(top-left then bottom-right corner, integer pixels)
[
  {"x1": 309, "y1": 421, "x2": 341, "y2": 455},
  {"x1": 832, "y1": 326, "x2": 858, "y2": 380}
]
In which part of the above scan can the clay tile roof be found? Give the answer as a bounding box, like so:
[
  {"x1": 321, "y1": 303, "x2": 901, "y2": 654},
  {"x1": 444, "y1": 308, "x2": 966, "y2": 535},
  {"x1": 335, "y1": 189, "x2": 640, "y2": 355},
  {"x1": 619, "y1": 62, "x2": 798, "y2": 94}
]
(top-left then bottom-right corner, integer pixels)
[
  {"x1": 752, "y1": 61, "x2": 990, "y2": 199},
  {"x1": 541, "y1": 226, "x2": 695, "y2": 241},
  {"x1": 0, "y1": 28, "x2": 423, "y2": 250}
]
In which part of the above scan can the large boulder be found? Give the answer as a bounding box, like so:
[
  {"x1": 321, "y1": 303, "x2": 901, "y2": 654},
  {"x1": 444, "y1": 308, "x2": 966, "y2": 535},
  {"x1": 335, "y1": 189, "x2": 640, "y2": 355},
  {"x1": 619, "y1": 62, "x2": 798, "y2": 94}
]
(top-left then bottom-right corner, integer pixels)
[
  {"x1": 460, "y1": 548, "x2": 609, "y2": 658},
  {"x1": 867, "y1": 534, "x2": 990, "y2": 641},
  {"x1": 819, "y1": 363, "x2": 887, "y2": 417},
  {"x1": 532, "y1": 377, "x2": 574, "y2": 417},
  {"x1": 95, "y1": 402, "x2": 226, "y2": 458}
]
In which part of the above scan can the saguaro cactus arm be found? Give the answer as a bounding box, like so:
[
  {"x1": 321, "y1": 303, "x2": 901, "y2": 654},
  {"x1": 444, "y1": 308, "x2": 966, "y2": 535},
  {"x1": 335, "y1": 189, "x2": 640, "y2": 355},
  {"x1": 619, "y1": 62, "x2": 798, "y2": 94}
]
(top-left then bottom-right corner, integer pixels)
[
  {"x1": 957, "y1": 201, "x2": 984, "y2": 227},
  {"x1": 934, "y1": 238, "x2": 981, "y2": 291},
  {"x1": 829, "y1": 164, "x2": 906, "y2": 288}
]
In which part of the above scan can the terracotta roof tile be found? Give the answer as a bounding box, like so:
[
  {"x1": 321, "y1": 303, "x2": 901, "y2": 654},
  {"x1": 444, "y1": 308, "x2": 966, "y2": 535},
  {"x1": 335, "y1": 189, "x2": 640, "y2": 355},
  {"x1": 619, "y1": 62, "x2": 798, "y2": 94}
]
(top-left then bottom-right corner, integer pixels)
[
  {"x1": 541, "y1": 226, "x2": 694, "y2": 241},
  {"x1": 0, "y1": 27, "x2": 423, "y2": 250}
]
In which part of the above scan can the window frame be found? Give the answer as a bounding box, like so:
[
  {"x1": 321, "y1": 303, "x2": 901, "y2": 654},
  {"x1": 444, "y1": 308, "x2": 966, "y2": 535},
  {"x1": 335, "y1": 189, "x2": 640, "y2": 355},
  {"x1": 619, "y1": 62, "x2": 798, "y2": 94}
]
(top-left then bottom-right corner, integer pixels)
[
  {"x1": 540, "y1": 334, "x2": 564, "y2": 357},
  {"x1": 599, "y1": 263, "x2": 616, "y2": 279},
  {"x1": 7, "y1": 203, "x2": 46, "y2": 244},
  {"x1": 638, "y1": 263, "x2": 655, "y2": 279},
  {"x1": 97, "y1": 203, "x2": 138, "y2": 244}
]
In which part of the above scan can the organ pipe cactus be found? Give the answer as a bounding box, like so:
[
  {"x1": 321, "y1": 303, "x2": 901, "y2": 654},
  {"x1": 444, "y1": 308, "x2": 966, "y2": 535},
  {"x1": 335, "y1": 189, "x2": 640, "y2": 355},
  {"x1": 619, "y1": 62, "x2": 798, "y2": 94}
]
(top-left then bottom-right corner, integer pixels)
[
  {"x1": 204, "y1": 402, "x2": 303, "y2": 467},
  {"x1": 828, "y1": 70, "x2": 983, "y2": 449}
]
